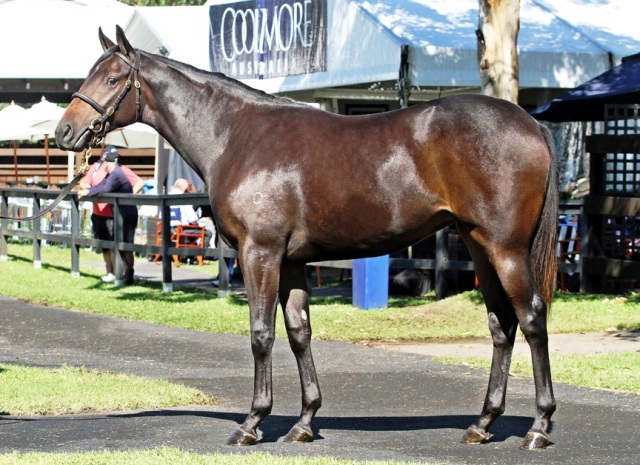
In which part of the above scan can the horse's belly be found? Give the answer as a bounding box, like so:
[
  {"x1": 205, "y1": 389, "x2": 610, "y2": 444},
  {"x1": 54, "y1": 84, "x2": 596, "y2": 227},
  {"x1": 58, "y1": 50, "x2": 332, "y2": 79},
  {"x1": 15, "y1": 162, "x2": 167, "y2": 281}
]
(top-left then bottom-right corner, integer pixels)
[{"x1": 289, "y1": 208, "x2": 454, "y2": 262}]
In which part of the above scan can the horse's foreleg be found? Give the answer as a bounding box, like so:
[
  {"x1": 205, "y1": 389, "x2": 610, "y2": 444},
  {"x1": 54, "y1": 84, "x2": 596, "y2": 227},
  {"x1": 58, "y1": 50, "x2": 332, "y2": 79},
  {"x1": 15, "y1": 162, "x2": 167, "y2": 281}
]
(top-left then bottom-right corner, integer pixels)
[
  {"x1": 227, "y1": 244, "x2": 282, "y2": 446},
  {"x1": 278, "y1": 262, "x2": 322, "y2": 443}
]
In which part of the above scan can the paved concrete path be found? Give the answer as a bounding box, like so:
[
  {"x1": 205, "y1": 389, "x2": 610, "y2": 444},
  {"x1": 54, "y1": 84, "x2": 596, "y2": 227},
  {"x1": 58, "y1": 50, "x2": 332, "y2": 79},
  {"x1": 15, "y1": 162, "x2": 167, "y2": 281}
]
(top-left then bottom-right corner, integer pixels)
[
  {"x1": 371, "y1": 329, "x2": 640, "y2": 358},
  {"x1": 0, "y1": 295, "x2": 638, "y2": 464}
]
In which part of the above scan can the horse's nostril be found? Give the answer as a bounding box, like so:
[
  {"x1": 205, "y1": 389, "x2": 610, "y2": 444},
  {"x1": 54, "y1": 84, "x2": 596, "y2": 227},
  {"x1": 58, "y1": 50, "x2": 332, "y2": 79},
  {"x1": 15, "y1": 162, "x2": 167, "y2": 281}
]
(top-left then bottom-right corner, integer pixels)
[{"x1": 61, "y1": 123, "x2": 72, "y2": 141}]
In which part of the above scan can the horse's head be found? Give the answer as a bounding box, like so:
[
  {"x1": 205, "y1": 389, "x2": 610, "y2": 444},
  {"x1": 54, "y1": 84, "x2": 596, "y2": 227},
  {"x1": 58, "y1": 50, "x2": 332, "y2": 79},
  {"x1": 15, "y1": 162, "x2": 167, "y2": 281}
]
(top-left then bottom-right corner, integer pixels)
[{"x1": 56, "y1": 26, "x2": 142, "y2": 152}]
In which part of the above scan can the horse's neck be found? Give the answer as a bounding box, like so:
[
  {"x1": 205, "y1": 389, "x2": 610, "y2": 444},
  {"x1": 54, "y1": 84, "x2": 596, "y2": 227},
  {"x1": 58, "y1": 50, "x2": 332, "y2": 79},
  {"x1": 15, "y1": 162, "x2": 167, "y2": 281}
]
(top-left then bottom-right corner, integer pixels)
[{"x1": 139, "y1": 55, "x2": 254, "y2": 181}]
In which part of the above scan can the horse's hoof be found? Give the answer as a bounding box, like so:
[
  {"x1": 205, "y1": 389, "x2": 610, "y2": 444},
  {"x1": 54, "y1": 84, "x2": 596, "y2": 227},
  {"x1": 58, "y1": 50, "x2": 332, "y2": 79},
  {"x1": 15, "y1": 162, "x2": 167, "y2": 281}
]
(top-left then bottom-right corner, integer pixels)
[
  {"x1": 283, "y1": 425, "x2": 313, "y2": 443},
  {"x1": 226, "y1": 427, "x2": 258, "y2": 446},
  {"x1": 520, "y1": 431, "x2": 551, "y2": 450},
  {"x1": 461, "y1": 427, "x2": 492, "y2": 444}
]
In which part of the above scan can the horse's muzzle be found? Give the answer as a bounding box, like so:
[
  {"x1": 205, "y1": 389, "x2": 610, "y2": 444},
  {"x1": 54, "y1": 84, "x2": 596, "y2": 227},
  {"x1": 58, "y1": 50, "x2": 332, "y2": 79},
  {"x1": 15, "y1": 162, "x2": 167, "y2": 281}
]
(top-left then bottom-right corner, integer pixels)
[{"x1": 55, "y1": 122, "x2": 91, "y2": 152}]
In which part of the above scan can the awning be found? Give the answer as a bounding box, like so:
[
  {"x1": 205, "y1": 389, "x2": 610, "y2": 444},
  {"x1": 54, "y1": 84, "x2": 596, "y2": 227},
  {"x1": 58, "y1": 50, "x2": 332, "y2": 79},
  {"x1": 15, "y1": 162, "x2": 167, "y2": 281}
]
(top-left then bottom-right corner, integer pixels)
[{"x1": 530, "y1": 53, "x2": 640, "y2": 122}]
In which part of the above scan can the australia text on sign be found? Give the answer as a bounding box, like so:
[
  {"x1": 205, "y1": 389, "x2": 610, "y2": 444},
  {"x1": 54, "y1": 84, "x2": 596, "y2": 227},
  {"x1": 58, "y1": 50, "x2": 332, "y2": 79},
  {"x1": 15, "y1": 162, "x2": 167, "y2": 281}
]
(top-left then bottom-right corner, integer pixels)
[{"x1": 209, "y1": 0, "x2": 327, "y2": 79}]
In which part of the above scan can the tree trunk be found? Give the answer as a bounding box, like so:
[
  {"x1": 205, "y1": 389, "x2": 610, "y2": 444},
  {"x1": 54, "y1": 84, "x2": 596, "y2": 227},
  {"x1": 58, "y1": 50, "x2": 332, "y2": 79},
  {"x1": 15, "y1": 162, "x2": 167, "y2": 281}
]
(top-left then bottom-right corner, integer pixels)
[{"x1": 476, "y1": 0, "x2": 520, "y2": 103}]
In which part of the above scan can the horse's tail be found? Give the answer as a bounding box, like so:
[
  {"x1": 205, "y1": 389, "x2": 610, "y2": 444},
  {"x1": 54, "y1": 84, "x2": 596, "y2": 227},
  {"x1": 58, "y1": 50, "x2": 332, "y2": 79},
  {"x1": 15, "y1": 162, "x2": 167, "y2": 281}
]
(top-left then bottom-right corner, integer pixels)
[{"x1": 530, "y1": 123, "x2": 559, "y2": 306}]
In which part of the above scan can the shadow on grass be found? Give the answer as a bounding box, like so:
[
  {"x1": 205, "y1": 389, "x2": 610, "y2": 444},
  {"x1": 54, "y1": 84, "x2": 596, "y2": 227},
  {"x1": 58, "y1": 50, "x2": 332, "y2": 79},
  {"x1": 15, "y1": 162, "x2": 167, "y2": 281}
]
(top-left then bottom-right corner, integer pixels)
[
  {"x1": 8, "y1": 254, "x2": 78, "y2": 276},
  {"x1": 73, "y1": 275, "x2": 239, "y2": 306}
]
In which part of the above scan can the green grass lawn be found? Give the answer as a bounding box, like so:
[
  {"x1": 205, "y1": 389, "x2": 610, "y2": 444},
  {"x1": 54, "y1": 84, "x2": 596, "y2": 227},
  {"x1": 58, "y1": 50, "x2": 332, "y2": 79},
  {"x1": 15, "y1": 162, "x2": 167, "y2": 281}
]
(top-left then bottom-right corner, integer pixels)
[
  {"x1": 0, "y1": 243, "x2": 638, "y2": 343},
  {"x1": 0, "y1": 364, "x2": 215, "y2": 415},
  {"x1": 436, "y1": 352, "x2": 640, "y2": 394},
  {"x1": 0, "y1": 448, "x2": 427, "y2": 465}
]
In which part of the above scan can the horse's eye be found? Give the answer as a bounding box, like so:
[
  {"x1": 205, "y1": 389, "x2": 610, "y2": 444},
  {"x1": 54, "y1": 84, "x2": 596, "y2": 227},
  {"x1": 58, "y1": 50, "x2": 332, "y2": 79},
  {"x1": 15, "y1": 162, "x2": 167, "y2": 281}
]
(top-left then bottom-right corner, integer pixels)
[{"x1": 106, "y1": 77, "x2": 118, "y2": 86}]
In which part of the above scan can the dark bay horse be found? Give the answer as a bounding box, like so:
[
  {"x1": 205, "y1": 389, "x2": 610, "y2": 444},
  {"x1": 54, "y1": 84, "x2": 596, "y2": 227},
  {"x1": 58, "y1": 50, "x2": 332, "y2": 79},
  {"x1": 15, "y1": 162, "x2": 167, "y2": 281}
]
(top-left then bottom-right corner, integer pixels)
[{"x1": 56, "y1": 26, "x2": 558, "y2": 450}]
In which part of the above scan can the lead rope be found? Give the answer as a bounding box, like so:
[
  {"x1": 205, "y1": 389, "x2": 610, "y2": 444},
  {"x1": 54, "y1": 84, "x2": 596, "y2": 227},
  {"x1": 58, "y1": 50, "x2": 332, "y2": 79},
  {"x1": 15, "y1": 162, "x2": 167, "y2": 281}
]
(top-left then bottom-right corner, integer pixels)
[{"x1": 0, "y1": 148, "x2": 93, "y2": 221}]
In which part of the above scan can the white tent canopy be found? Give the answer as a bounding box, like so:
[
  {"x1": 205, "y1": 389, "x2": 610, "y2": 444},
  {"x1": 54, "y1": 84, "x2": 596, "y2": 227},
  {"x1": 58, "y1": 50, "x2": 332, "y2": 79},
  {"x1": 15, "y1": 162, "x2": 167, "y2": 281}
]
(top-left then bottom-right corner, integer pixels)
[
  {"x1": 122, "y1": 0, "x2": 640, "y2": 95},
  {"x1": 1, "y1": 0, "x2": 638, "y2": 97},
  {"x1": 0, "y1": 0, "x2": 134, "y2": 80}
]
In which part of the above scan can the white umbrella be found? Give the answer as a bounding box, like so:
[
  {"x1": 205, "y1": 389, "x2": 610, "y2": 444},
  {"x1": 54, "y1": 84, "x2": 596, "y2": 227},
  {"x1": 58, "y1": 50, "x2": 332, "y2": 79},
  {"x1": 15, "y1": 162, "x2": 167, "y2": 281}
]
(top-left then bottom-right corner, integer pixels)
[
  {"x1": 0, "y1": 102, "x2": 47, "y2": 181},
  {"x1": 27, "y1": 96, "x2": 65, "y2": 134},
  {"x1": 105, "y1": 122, "x2": 158, "y2": 148},
  {"x1": 0, "y1": 101, "x2": 47, "y2": 140},
  {"x1": 26, "y1": 97, "x2": 66, "y2": 183}
]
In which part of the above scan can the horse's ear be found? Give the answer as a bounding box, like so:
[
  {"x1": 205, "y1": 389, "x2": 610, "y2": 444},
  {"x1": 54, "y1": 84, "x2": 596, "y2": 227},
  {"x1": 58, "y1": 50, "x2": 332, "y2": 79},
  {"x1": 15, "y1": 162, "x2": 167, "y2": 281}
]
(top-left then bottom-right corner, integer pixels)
[
  {"x1": 98, "y1": 27, "x2": 115, "y2": 52},
  {"x1": 115, "y1": 25, "x2": 135, "y2": 57}
]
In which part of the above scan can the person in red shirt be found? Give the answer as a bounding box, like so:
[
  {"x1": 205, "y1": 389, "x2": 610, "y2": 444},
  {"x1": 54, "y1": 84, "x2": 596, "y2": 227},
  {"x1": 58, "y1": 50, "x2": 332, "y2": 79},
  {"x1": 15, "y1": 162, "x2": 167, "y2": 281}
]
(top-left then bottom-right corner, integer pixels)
[{"x1": 78, "y1": 146, "x2": 144, "y2": 284}]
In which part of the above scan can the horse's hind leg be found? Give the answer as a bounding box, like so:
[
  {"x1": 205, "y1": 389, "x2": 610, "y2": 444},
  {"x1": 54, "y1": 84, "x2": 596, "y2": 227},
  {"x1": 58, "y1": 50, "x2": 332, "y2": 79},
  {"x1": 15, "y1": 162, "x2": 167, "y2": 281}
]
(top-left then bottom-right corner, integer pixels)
[
  {"x1": 507, "y1": 265, "x2": 556, "y2": 450},
  {"x1": 278, "y1": 261, "x2": 322, "y2": 442},
  {"x1": 459, "y1": 237, "x2": 519, "y2": 445},
  {"x1": 460, "y1": 232, "x2": 555, "y2": 449},
  {"x1": 498, "y1": 253, "x2": 556, "y2": 450}
]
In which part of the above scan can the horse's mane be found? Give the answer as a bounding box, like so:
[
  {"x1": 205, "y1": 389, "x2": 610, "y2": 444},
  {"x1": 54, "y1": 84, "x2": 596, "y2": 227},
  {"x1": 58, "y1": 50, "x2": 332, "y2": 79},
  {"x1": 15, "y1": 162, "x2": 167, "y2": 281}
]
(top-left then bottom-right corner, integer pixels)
[{"x1": 142, "y1": 50, "x2": 306, "y2": 108}]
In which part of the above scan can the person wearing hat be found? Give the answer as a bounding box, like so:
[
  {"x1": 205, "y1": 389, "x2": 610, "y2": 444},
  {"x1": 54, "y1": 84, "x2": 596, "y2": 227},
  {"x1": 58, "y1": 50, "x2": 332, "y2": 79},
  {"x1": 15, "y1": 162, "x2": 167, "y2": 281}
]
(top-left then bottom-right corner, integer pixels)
[{"x1": 78, "y1": 146, "x2": 144, "y2": 285}]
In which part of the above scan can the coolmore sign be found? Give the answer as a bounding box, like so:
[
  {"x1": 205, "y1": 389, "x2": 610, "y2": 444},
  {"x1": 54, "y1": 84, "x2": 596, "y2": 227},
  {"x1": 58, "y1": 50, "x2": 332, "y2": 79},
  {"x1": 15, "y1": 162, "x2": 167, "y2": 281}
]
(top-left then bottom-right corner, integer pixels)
[{"x1": 209, "y1": 0, "x2": 327, "y2": 79}]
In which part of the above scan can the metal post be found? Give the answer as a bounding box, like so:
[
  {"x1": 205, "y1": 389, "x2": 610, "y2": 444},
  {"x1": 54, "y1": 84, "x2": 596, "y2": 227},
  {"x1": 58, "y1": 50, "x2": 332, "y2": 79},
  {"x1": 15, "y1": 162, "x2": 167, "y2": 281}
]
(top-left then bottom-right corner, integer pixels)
[
  {"x1": 398, "y1": 44, "x2": 411, "y2": 109},
  {"x1": 0, "y1": 192, "x2": 8, "y2": 261},
  {"x1": 70, "y1": 193, "x2": 81, "y2": 278},
  {"x1": 435, "y1": 228, "x2": 447, "y2": 300},
  {"x1": 112, "y1": 197, "x2": 124, "y2": 287},
  {"x1": 160, "y1": 199, "x2": 173, "y2": 292},
  {"x1": 579, "y1": 205, "x2": 588, "y2": 293},
  {"x1": 32, "y1": 193, "x2": 41, "y2": 269}
]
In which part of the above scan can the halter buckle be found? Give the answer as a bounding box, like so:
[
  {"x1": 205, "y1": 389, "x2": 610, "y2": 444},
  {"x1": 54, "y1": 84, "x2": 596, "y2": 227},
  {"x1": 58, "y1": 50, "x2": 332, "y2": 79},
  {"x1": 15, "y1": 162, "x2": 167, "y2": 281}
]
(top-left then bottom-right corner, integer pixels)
[{"x1": 88, "y1": 118, "x2": 103, "y2": 133}]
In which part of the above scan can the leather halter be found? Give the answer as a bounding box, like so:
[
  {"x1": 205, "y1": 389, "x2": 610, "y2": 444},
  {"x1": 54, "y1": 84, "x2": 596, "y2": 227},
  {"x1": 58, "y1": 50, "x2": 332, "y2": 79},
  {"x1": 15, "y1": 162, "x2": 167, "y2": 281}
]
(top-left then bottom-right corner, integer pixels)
[{"x1": 71, "y1": 49, "x2": 142, "y2": 149}]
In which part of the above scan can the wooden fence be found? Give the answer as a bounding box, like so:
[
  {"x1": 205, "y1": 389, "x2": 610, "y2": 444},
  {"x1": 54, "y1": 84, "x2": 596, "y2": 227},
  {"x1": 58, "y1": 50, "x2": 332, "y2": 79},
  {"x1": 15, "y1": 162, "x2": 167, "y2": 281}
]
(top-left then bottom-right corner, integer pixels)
[
  {"x1": 0, "y1": 147, "x2": 156, "y2": 188},
  {"x1": 0, "y1": 186, "x2": 585, "y2": 299},
  {"x1": 581, "y1": 104, "x2": 640, "y2": 292},
  {"x1": 0, "y1": 188, "x2": 236, "y2": 294}
]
